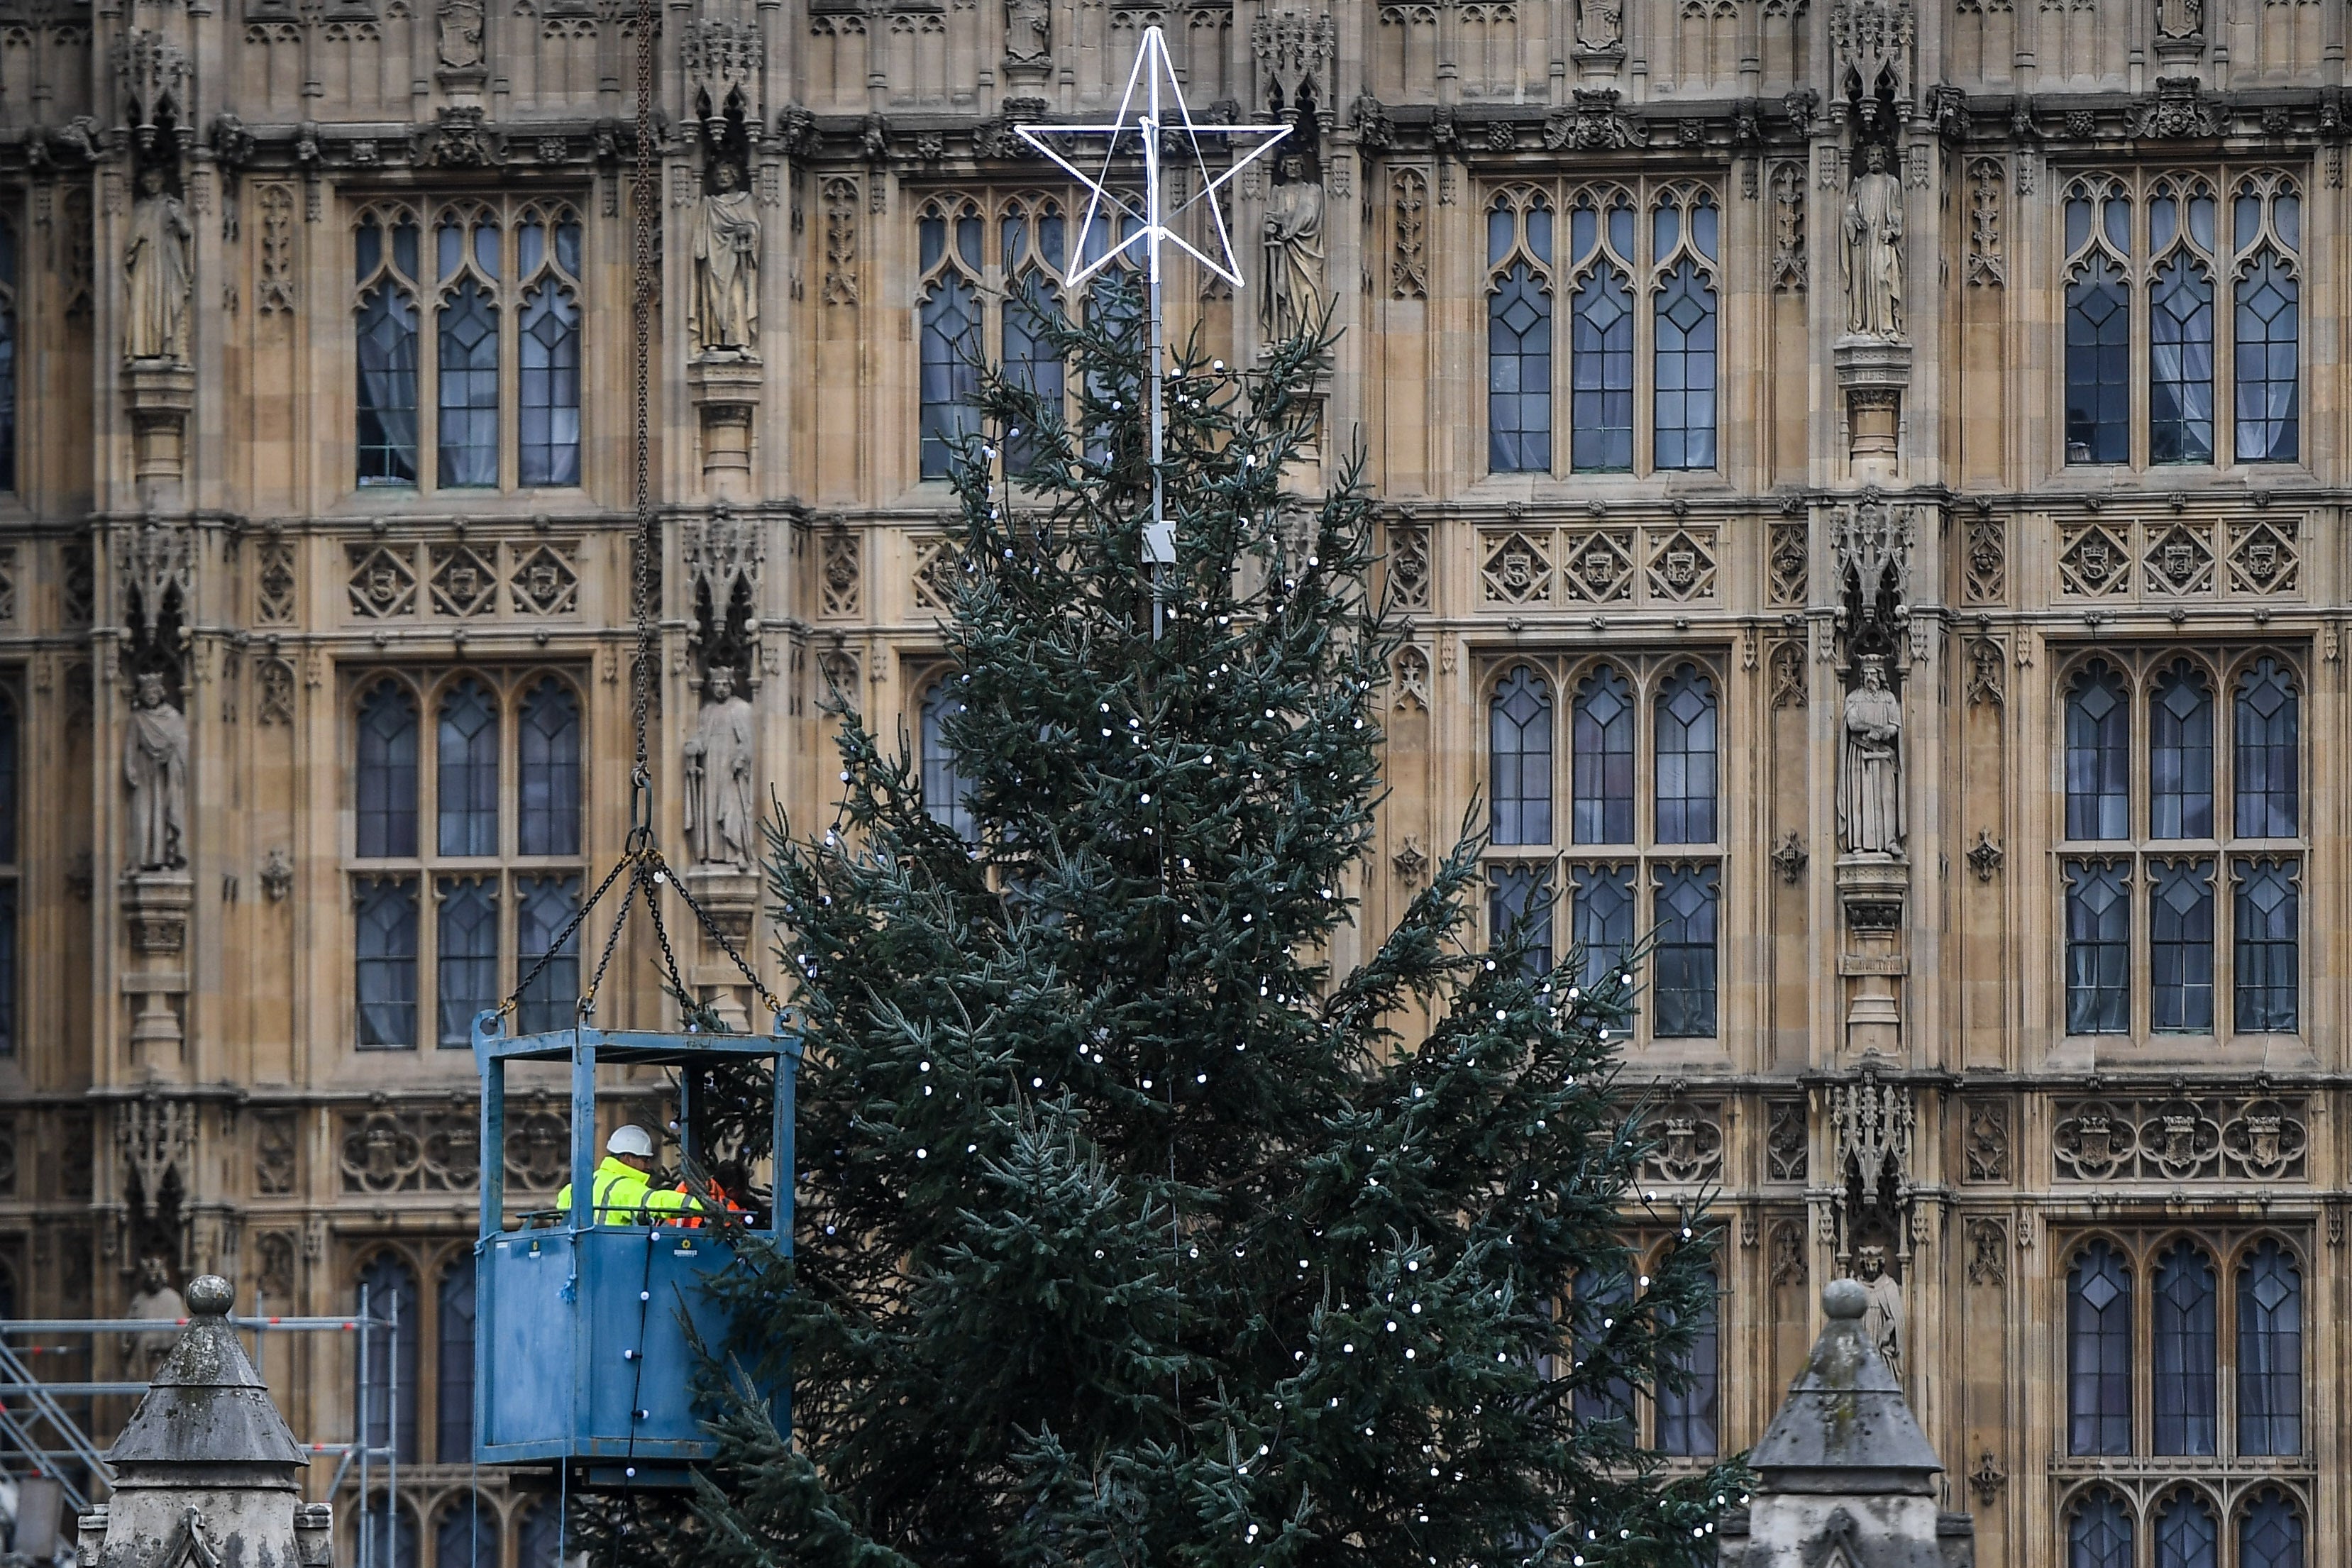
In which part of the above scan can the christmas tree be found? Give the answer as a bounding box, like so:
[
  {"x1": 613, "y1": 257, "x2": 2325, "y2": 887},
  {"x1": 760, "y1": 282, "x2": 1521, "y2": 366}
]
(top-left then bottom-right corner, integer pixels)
[{"x1": 663, "y1": 299, "x2": 1743, "y2": 1568}]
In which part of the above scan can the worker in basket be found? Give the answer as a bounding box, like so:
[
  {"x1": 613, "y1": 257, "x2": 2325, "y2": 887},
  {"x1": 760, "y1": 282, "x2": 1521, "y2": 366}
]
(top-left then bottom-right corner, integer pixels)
[
  {"x1": 556, "y1": 1124, "x2": 700, "y2": 1226},
  {"x1": 670, "y1": 1160, "x2": 753, "y2": 1230}
]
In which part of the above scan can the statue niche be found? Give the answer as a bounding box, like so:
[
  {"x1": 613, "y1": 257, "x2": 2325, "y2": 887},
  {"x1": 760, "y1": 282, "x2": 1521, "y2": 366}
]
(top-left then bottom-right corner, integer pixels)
[
  {"x1": 1840, "y1": 142, "x2": 1905, "y2": 342},
  {"x1": 125, "y1": 165, "x2": 194, "y2": 365},
  {"x1": 1260, "y1": 149, "x2": 1326, "y2": 346},
  {"x1": 690, "y1": 155, "x2": 762, "y2": 359}
]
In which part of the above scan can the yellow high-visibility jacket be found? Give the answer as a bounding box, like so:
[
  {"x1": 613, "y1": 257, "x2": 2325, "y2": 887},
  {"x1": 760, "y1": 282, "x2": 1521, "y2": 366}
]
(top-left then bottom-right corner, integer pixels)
[{"x1": 555, "y1": 1156, "x2": 699, "y2": 1226}]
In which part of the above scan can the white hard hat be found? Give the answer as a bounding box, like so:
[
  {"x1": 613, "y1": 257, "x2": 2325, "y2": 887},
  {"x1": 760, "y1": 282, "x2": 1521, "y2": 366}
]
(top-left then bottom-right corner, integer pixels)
[{"x1": 606, "y1": 1124, "x2": 656, "y2": 1159}]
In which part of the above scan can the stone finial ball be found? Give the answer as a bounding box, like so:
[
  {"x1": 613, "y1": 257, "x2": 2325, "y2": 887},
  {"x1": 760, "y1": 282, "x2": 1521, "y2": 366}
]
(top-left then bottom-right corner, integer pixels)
[
  {"x1": 1822, "y1": 1278, "x2": 1867, "y2": 1320},
  {"x1": 187, "y1": 1274, "x2": 235, "y2": 1316}
]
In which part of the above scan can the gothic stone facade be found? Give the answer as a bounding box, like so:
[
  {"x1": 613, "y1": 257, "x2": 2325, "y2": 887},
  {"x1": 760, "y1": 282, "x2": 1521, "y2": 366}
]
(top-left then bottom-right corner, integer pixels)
[{"x1": 0, "y1": 0, "x2": 2346, "y2": 1564}]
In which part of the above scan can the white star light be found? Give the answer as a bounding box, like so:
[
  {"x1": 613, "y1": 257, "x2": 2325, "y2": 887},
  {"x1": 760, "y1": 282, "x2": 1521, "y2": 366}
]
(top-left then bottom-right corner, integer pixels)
[{"x1": 1016, "y1": 26, "x2": 1290, "y2": 293}]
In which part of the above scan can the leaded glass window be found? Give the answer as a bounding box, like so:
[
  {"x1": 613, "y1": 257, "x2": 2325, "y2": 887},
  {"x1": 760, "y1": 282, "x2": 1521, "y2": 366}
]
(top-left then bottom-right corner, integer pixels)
[
  {"x1": 2065, "y1": 253, "x2": 2130, "y2": 464},
  {"x1": 436, "y1": 211, "x2": 500, "y2": 487},
  {"x1": 2234, "y1": 172, "x2": 2299, "y2": 466},
  {"x1": 2151, "y1": 1242, "x2": 2218, "y2": 1454},
  {"x1": 1652, "y1": 197, "x2": 1718, "y2": 471},
  {"x1": 515, "y1": 873, "x2": 580, "y2": 1034},
  {"x1": 2233, "y1": 858, "x2": 2297, "y2": 1032},
  {"x1": 1486, "y1": 194, "x2": 1554, "y2": 475},
  {"x1": 1490, "y1": 666, "x2": 1553, "y2": 846},
  {"x1": 1570, "y1": 667, "x2": 1632, "y2": 846},
  {"x1": 2236, "y1": 1242, "x2": 2301, "y2": 1456},
  {"x1": 1569, "y1": 863, "x2": 1634, "y2": 991},
  {"x1": 1487, "y1": 863, "x2": 1552, "y2": 978},
  {"x1": 2064, "y1": 860, "x2": 2131, "y2": 1035},
  {"x1": 2068, "y1": 1491, "x2": 2132, "y2": 1568},
  {"x1": 434, "y1": 1501, "x2": 495, "y2": 1568},
  {"x1": 357, "y1": 1252, "x2": 420, "y2": 1458},
  {"x1": 517, "y1": 678, "x2": 581, "y2": 857},
  {"x1": 1569, "y1": 263, "x2": 1634, "y2": 473},
  {"x1": 517, "y1": 1503, "x2": 563, "y2": 1568},
  {"x1": 358, "y1": 680, "x2": 421, "y2": 858},
  {"x1": 436, "y1": 678, "x2": 499, "y2": 856},
  {"x1": 517, "y1": 210, "x2": 583, "y2": 488},
  {"x1": 2153, "y1": 1493, "x2": 2217, "y2": 1568},
  {"x1": 2067, "y1": 1242, "x2": 2132, "y2": 1454},
  {"x1": 1652, "y1": 863, "x2": 1718, "y2": 1039},
  {"x1": 1002, "y1": 199, "x2": 1068, "y2": 478},
  {"x1": 1652, "y1": 664, "x2": 1717, "y2": 845},
  {"x1": 358, "y1": 1500, "x2": 419, "y2": 1568},
  {"x1": 2065, "y1": 662, "x2": 2130, "y2": 841},
  {"x1": 1570, "y1": 1266, "x2": 1633, "y2": 1428},
  {"x1": 2233, "y1": 658, "x2": 2297, "y2": 837},
  {"x1": 1655, "y1": 1266, "x2": 1718, "y2": 1457},
  {"x1": 355, "y1": 876, "x2": 420, "y2": 1048},
  {"x1": 436, "y1": 877, "x2": 498, "y2": 1048},
  {"x1": 356, "y1": 211, "x2": 423, "y2": 487},
  {"x1": 2149, "y1": 661, "x2": 2213, "y2": 839},
  {"x1": 2239, "y1": 1492, "x2": 2303, "y2": 1568},
  {"x1": 918, "y1": 206, "x2": 984, "y2": 479},
  {"x1": 435, "y1": 1257, "x2": 477, "y2": 1463},
  {"x1": 920, "y1": 678, "x2": 975, "y2": 841},
  {"x1": 2148, "y1": 858, "x2": 2214, "y2": 1034},
  {"x1": 2150, "y1": 256, "x2": 2215, "y2": 464}
]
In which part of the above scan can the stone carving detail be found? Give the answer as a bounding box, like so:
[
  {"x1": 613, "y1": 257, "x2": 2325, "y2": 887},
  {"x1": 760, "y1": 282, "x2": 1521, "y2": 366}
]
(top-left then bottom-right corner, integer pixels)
[
  {"x1": 1645, "y1": 527, "x2": 1718, "y2": 602},
  {"x1": 1828, "y1": 1061, "x2": 1914, "y2": 1252},
  {"x1": 1838, "y1": 657, "x2": 1904, "y2": 856},
  {"x1": 1965, "y1": 828, "x2": 2003, "y2": 881},
  {"x1": 2155, "y1": 0, "x2": 2202, "y2": 40},
  {"x1": 1005, "y1": 0, "x2": 1051, "y2": 66},
  {"x1": 414, "y1": 106, "x2": 506, "y2": 167},
  {"x1": 1827, "y1": 0, "x2": 1914, "y2": 113},
  {"x1": 1769, "y1": 1218, "x2": 1808, "y2": 1284},
  {"x1": 1770, "y1": 640, "x2": 1807, "y2": 710},
  {"x1": 255, "y1": 185, "x2": 297, "y2": 314},
  {"x1": 691, "y1": 162, "x2": 762, "y2": 355},
  {"x1": 1964, "y1": 636, "x2": 2003, "y2": 707},
  {"x1": 1772, "y1": 830, "x2": 1809, "y2": 884},
  {"x1": 1768, "y1": 521, "x2": 1807, "y2": 605},
  {"x1": 1769, "y1": 162, "x2": 1807, "y2": 292},
  {"x1": 1481, "y1": 531, "x2": 1552, "y2": 605},
  {"x1": 1963, "y1": 517, "x2": 2004, "y2": 602},
  {"x1": 347, "y1": 546, "x2": 418, "y2": 617},
  {"x1": 1830, "y1": 492, "x2": 1914, "y2": 656},
  {"x1": 1841, "y1": 144, "x2": 1905, "y2": 340},
  {"x1": 255, "y1": 1110, "x2": 298, "y2": 1193},
  {"x1": 1966, "y1": 1218, "x2": 2007, "y2": 1285},
  {"x1": 685, "y1": 668, "x2": 756, "y2": 868},
  {"x1": 1966, "y1": 158, "x2": 2005, "y2": 286},
  {"x1": 1575, "y1": 0, "x2": 1623, "y2": 51},
  {"x1": 1386, "y1": 522, "x2": 1430, "y2": 611},
  {"x1": 125, "y1": 168, "x2": 195, "y2": 364},
  {"x1": 1252, "y1": 11, "x2": 1335, "y2": 123},
  {"x1": 821, "y1": 529, "x2": 861, "y2": 617},
  {"x1": 1643, "y1": 1098, "x2": 1724, "y2": 1183},
  {"x1": 821, "y1": 178, "x2": 861, "y2": 306},
  {"x1": 1389, "y1": 169, "x2": 1428, "y2": 299},
  {"x1": 126, "y1": 673, "x2": 191, "y2": 871},
  {"x1": 437, "y1": 0, "x2": 487, "y2": 70},
  {"x1": 1562, "y1": 528, "x2": 1635, "y2": 604},
  {"x1": 429, "y1": 544, "x2": 499, "y2": 617},
  {"x1": 2054, "y1": 1093, "x2": 2309, "y2": 1182},
  {"x1": 118, "y1": 1092, "x2": 197, "y2": 1214},
  {"x1": 510, "y1": 543, "x2": 579, "y2": 614},
  {"x1": 1391, "y1": 646, "x2": 1430, "y2": 711},
  {"x1": 2143, "y1": 522, "x2": 2215, "y2": 595},
  {"x1": 910, "y1": 534, "x2": 967, "y2": 613},
  {"x1": 1542, "y1": 90, "x2": 1647, "y2": 152},
  {"x1": 257, "y1": 542, "x2": 297, "y2": 622},
  {"x1": 2132, "y1": 77, "x2": 2221, "y2": 140},
  {"x1": 1391, "y1": 835, "x2": 1429, "y2": 884},
  {"x1": 1963, "y1": 1100, "x2": 2009, "y2": 1181},
  {"x1": 338, "y1": 1106, "x2": 482, "y2": 1193},
  {"x1": 114, "y1": 31, "x2": 191, "y2": 153},
  {"x1": 257, "y1": 661, "x2": 295, "y2": 727},
  {"x1": 2226, "y1": 520, "x2": 2299, "y2": 594},
  {"x1": 1261, "y1": 155, "x2": 1325, "y2": 345},
  {"x1": 680, "y1": 17, "x2": 758, "y2": 105},
  {"x1": 259, "y1": 847, "x2": 294, "y2": 900},
  {"x1": 1850, "y1": 1244, "x2": 1904, "y2": 1380},
  {"x1": 1767, "y1": 1098, "x2": 1807, "y2": 1180},
  {"x1": 2057, "y1": 523, "x2": 2129, "y2": 596},
  {"x1": 255, "y1": 1230, "x2": 298, "y2": 1303}
]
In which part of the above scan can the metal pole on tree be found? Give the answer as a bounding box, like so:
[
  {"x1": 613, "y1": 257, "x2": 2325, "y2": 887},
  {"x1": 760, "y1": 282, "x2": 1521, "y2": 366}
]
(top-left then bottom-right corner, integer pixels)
[{"x1": 1018, "y1": 27, "x2": 1289, "y2": 641}]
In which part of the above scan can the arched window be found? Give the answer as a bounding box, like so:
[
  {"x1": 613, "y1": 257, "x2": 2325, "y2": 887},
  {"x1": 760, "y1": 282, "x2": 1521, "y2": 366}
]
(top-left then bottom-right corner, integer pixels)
[
  {"x1": 1569, "y1": 863, "x2": 1635, "y2": 991},
  {"x1": 436, "y1": 211, "x2": 501, "y2": 488},
  {"x1": 436, "y1": 1254, "x2": 476, "y2": 1462},
  {"x1": 2150, "y1": 257, "x2": 2214, "y2": 464},
  {"x1": 359, "y1": 1497, "x2": 420, "y2": 1568},
  {"x1": 2232, "y1": 658, "x2": 2297, "y2": 838},
  {"x1": 436, "y1": 877, "x2": 497, "y2": 1047},
  {"x1": 517, "y1": 1501, "x2": 565, "y2": 1568},
  {"x1": 2234, "y1": 857, "x2": 2298, "y2": 1033},
  {"x1": 1486, "y1": 197, "x2": 1553, "y2": 475},
  {"x1": 1569, "y1": 667, "x2": 1631, "y2": 845},
  {"x1": 2068, "y1": 1491, "x2": 2133, "y2": 1568},
  {"x1": 2148, "y1": 661, "x2": 2212, "y2": 839},
  {"x1": 518, "y1": 211, "x2": 583, "y2": 488},
  {"x1": 1652, "y1": 665, "x2": 1717, "y2": 844},
  {"x1": 0, "y1": 212, "x2": 16, "y2": 493},
  {"x1": 917, "y1": 208, "x2": 983, "y2": 479},
  {"x1": 2239, "y1": 1490, "x2": 2304, "y2": 1568},
  {"x1": 2236, "y1": 1241, "x2": 2302, "y2": 1455},
  {"x1": 1652, "y1": 260, "x2": 1717, "y2": 472},
  {"x1": 1569, "y1": 1266, "x2": 1633, "y2": 1428},
  {"x1": 515, "y1": 874, "x2": 581, "y2": 1035},
  {"x1": 357, "y1": 680, "x2": 421, "y2": 858},
  {"x1": 356, "y1": 212, "x2": 422, "y2": 487},
  {"x1": 2148, "y1": 858, "x2": 2214, "y2": 1034},
  {"x1": 1487, "y1": 863, "x2": 1552, "y2": 978},
  {"x1": 355, "y1": 877, "x2": 420, "y2": 1049},
  {"x1": 2067, "y1": 1242, "x2": 2132, "y2": 1454},
  {"x1": 437, "y1": 678, "x2": 499, "y2": 856},
  {"x1": 2234, "y1": 251, "x2": 2298, "y2": 463},
  {"x1": 2151, "y1": 1241, "x2": 2217, "y2": 1454},
  {"x1": 1656, "y1": 1266, "x2": 1718, "y2": 1457},
  {"x1": 1489, "y1": 667, "x2": 1552, "y2": 846},
  {"x1": 1652, "y1": 864, "x2": 1719, "y2": 1038},
  {"x1": 2065, "y1": 255, "x2": 2130, "y2": 464},
  {"x1": 1569, "y1": 263, "x2": 1634, "y2": 473},
  {"x1": 920, "y1": 679, "x2": 974, "y2": 841},
  {"x1": 357, "y1": 1252, "x2": 420, "y2": 1461},
  {"x1": 434, "y1": 1500, "x2": 497, "y2": 1568},
  {"x1": 1001, "y1": 200, "x2": 1067, "y2": 477},
  {"x1": 2065, "y1": 662, "x2": 2130, "y2": 840},
  {"x1": 517, "y1": 679, "x2": 581, "y2": 857},
  {"x1": 2063, "y1": 861, "x2": 2131, "y2": 1036},
  {"x1": 2153, "y1": 1491, "x2": 2218, "y2": 1568}
]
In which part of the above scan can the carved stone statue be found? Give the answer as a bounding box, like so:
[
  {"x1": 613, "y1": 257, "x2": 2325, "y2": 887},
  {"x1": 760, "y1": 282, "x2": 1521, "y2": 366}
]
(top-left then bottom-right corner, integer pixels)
[
  {"x1": 684, "y1": 667, "x2": 756, "y2": 868},
  {"x1": 1260, "y1": 154, "x2": 1325, "y2": 345},
  {"x1": 1574, "y1": 0, "x2": 1624, "y2": 50},
  {"x1": 124, "y1": 1255, "x2": 188, "y2": 1377},
  {"x1": 1840, "y1": 143, "x2": 1905, "y2": 340},
  {"x1": 2155, "y1": 0, "x2": 2201, "y2": 38},
  {"x1": 1839, "y1": 656, "x2": 1904, "y2": 856},
  {"x1": 125, "y1": 673, "x2": 190, "y2": 871},
  {"x1": 437, "y1": 0, "x2": 487, "y2": 71},
  {"x1": 1005, "y1": 0, "x2": 1051, "y2": 64},
  {"x1": 1853, "y1": 1244, "x2": 1904, "y2": 1382},
  {"x1": 690, "y1": 162, "x2": 761, "y2": 356},
  {"x1": 124, "y1": 167, "x2": 194, "y2": 363}
]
